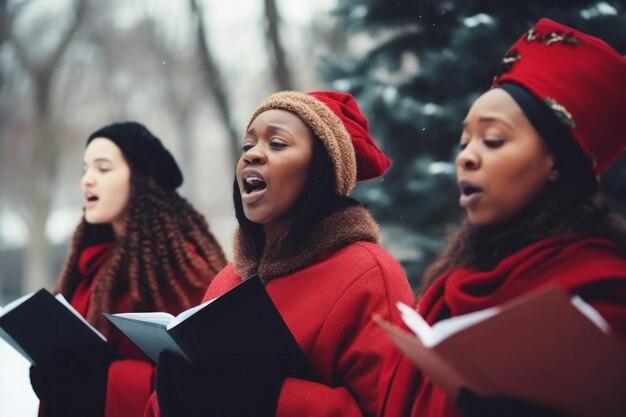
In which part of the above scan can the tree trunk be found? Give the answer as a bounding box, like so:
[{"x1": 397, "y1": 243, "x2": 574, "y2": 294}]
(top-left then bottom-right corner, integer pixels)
[
  {"x1": 263, "y1": 0, "x2": 293, "y2": 91},
  {"x1": 24, "y1": 185, "x2": 52, "y2": 292},
  {"x1": 7, "y1": 0, "x2": 86, "y2": 292},
  {"x1": 143, "y1": 14, "x2": 199, "y2": 195},
  {"x1": 24, "y1": 75, "x2": 58, "y2": 292},
  {"x1": 191, "y1": 0, "x2": 240, "y2": 167}
]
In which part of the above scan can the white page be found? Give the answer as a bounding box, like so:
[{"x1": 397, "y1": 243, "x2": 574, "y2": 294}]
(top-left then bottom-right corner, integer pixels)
[
  {"x1": 571, "y1": 295, "x2": 610, "y2": 334},
  {"x1": 108, "y1": 297, "x2": 218, "y2": 331},
  {"x1": 397, "y1": 302, "x2": 500, "y2": 347},
  {"x1": 397, "y1": 302, "x2": 436, "y2": 345},
  {"x1": 429, "y1": 306, "x2": 500, "y2": 345},
  {"x1": 167, "y1": 297, "x2": 217, "y2": 330},
  {"x1": 112, "y1": 311, "x2": 175, "y2": 328},
  {"x1": 55, "y1": 294, "x2": 107, "y2": 341},
  {"x1": 398, "y1": 294, "x2": 610, "y2": 348}
]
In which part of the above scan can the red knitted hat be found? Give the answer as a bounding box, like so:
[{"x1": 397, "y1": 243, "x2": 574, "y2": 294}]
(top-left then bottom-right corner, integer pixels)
[
  {"x1": 247, "y1": 90, "x2": 391, "y2": 196},
  {"x1": 494, "y1": 18, "x2": 626, "y2": 175}
]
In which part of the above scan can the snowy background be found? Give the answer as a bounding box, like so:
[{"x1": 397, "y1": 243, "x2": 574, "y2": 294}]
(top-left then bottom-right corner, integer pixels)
[
  {"x1": 0, "y1": 0, "x2": 337, "y2": 414},
  {"x1": 0, "y1": 339, "x2": 38, "y2": 416}
]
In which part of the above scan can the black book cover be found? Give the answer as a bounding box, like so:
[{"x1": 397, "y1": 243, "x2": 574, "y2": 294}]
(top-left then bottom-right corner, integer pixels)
[
  {"x1": 0, "y1": 289, "x2": 107, "y2": 365},
  {"x1": 105, "y1": 275, "x2": 312, "y2": 379}
]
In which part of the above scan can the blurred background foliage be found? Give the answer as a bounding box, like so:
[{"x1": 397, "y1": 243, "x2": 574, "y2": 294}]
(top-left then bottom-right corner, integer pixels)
[
  {"x1": 0, "y1": 0, "x2": 341, "y2": 297},
  {"x1": 1, "y1": 0, "x2": 626, "y2": 298}
]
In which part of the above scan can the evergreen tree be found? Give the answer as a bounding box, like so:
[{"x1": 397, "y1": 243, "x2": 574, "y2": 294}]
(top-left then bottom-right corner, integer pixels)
[{"x1": 324, "y1": 0, "x2": 626, "y2": 288}]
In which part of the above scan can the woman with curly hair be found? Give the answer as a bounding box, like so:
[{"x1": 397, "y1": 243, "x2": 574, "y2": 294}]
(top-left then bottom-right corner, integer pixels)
[
  {"x1": 29, "y1": 121, "x2": 226, "y2": 417},
  {"x1": 379, "y1": 18, "x2": 626, "y2": 417}
]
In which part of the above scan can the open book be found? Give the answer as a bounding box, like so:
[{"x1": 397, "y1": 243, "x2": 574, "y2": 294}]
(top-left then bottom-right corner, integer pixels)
[
  {"x1": 105, "y1": 275, "x2": 311, "y2": 377},
  {"x1": 375, "y1": 285, "x2": 626, "y2": 417},
  {"x1": 0, "y1": 289, "x2": 107, "y2": 365}
]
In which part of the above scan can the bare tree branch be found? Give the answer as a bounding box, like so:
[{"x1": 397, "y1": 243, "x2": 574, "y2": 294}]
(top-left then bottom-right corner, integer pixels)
[
  {"x1": 6, "y1": 0, "x2": 86, "y2": 78},
  {"x1": 41, "y1": 0, "x2": 87, "y2": 75}
]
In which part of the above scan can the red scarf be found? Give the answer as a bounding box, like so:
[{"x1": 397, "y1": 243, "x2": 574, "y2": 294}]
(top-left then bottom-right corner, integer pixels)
[
  {"x1": 72, "y1": 242, "x2": 114, "y2": 316},
  {"x1": 380, "y1": 234, "x2": 626, "y2": 417}
]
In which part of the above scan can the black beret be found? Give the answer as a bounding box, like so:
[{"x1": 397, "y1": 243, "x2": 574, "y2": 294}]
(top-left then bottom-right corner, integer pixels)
[{"x1": 87, "y1": 122, "x2": 183, "y2": 189}]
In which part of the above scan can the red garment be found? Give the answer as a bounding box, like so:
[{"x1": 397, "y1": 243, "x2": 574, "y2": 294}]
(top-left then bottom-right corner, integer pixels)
[
  {"x1": 307, "y1": 90, "x2": 391, "y2": 181},
  {"x1": 55, "y1": 242, "x2": 208, "y2": 417},
  {"x1": 145, "y1": 241, "x2": 415, "y2": 417},
  {"x1": 379, "y1": 234, "x2": 626, "y2": 417},
  {"x1": 495, "y1": 19, "x2": 626, "y2": 175}
]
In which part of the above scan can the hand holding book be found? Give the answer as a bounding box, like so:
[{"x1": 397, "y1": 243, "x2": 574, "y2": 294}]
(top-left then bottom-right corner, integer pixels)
[
  {"x1": 105, "y1": 275, "x2": 310, "y2": 376},
  {"x1": 109, "y1": 275, "x2": 311, "y2": 417},
  {"x1": 156, "y1": 350, "x2": 283, "y2": 417},
  {"x1": 29, "y1": 343, "x2": 111, "y2": 416}
]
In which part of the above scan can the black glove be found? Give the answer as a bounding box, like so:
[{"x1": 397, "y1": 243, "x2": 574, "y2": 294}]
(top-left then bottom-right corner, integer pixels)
[
  {"x1": 156, "y1": 351, "x2": 285, "y2": 417},
  {"x1": 29, "y1": 344, "x2": 112, "y2": 417},
  {"x1": 456, "y1": 388, "x2": 567, "y2": 417}
]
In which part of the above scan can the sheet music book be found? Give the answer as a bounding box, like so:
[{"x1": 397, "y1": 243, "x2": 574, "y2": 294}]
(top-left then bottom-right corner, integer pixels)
[
  {"x1": 0, "y1": 289, "x2": 106, "y2": 365},
  {"x1": 106, "y1": 275, "x2": 311, "y2": 380},
  {"x1": 375, "y1": 285, "x2": 626, "y2": 417}
]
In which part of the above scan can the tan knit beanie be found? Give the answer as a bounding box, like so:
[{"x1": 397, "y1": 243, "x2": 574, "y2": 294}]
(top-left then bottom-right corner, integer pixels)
[{"x1": 246, "y1": 90, "x2": 390, "y2": 196}]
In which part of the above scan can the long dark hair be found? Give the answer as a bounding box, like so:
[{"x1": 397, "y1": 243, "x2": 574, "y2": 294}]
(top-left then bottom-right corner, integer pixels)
[
  {"x1": 56, "y1": 170, "x2": 226, "y2": 335},
  {"x1": 233, "y1": 138, "x2": 358, "y2": 260},
  {"x1": 422, "y1": 178, "x2": 626, "y2": 288}
]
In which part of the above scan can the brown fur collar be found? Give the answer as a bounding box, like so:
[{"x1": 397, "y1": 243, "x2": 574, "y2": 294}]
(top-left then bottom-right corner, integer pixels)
[{"x1": 232, "y1": 206, "x2": 380, "y2": 281}]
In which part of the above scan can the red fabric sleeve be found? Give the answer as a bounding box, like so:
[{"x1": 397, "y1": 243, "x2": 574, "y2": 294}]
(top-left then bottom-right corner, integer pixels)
[
  {"x1": 142, "y1": 392, "x2": 158, "y2": 417},
  {"x1": 276, "y1": 263, "x2": 414, "y2": 417},
  {"x1": 277, "y1": 378, "x2": 363, "y2": 417},
  {"x1": 105, "y1": 359, "x2": 155, "y2": 417}
]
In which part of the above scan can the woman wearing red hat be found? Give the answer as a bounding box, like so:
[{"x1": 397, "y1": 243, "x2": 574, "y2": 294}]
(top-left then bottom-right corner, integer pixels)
[
  {"x1": 378, "y1": 18, "x2": 626, "y2": 417},
  {"x1": 28, "y1": 122, "x2": 227, "y2": 417},
  {"x1": 146, "y1": 91, "x2": 415, "y2": 417}
]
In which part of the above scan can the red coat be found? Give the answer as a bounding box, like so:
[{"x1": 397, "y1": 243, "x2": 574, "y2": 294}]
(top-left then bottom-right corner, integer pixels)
[
  {"x1": 379, "y1": 234, "x2": 626, "y2": 417},
  {"x1": 145, "y1": 206, "x2": 415, "y2": 417},
  {"x1": 58, "y1": 242, "x2": 208, "y2": 417}
]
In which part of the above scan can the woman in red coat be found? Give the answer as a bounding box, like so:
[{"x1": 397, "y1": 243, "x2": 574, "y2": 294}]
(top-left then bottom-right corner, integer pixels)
[
  {"x1": 379, "y1": 18, "x2": 626, "y2": 417},
  {"x1": 29, "y1": 122, "x2": 227, "y2": 417},
  {"x1": 147, "y1": 91, "x2": 415, "y2": 417}
]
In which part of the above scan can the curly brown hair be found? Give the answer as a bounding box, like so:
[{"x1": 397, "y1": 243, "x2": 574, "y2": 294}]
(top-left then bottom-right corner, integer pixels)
[{"x1": 55, "y1": 171, "x2": 226, "y2": 335}]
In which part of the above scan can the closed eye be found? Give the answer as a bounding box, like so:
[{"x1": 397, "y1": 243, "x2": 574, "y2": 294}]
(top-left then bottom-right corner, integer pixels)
[
  {"x1": 484, "y1": 139, "x2": 504, "y2": 148},
  {"x1": 270, "y1": 140, "x2": 287, "y2": 149}
]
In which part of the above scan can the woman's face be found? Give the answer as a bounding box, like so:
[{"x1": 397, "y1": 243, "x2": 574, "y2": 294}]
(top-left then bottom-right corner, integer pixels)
[
  {"x1": 236, "y1": 109, "x2": 314, "y2": 238},
  {"x1": 456, "y1": 88, "x2": 558, "y2": 226},
  {"x1": 81, "y1": 137, "x2": 132, "y2": 236}
]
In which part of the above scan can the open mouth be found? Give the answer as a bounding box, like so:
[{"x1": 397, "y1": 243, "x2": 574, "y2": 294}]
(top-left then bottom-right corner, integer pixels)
[
  {"x1": 85, "y1": 194, "x2": 99, "y2": 204},
  {"x1": 461, "y1": 184, "x2": 482, "y2": 197},
  {"x1": 240, "y1": 169, "x2": 268, "y2": 205},
  {"x1": 458, "y1": 180, "x2": 483, "y2": 208},
  {"x1": 243, "y1": 176, "x2": 267, "y2": 194}
]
